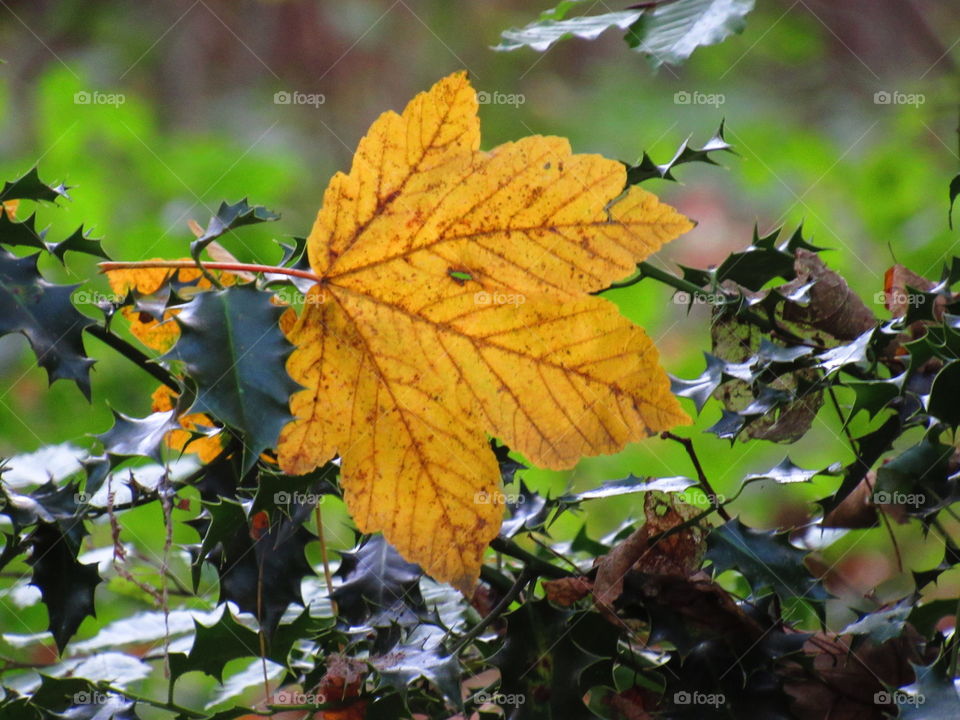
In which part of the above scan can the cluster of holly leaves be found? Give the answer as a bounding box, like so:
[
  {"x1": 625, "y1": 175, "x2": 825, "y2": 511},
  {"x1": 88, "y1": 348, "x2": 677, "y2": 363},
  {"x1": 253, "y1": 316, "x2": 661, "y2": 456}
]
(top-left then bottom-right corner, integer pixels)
[{"x1": 2, "y1": 127, "x2": 960, "y2": 720}]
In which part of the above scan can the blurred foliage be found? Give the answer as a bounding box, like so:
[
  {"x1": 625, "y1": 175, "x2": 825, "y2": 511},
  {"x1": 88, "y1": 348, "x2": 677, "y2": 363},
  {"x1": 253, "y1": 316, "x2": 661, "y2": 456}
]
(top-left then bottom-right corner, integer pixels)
[{"x1": 2, "y1": 0, "x2": 960, "y2": 717}]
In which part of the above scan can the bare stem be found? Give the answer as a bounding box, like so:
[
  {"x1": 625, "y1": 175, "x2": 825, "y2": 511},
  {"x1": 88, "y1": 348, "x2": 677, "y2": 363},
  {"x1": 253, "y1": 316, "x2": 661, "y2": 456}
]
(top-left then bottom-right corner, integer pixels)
[{"x1": 661, "y1": 431, "x2": 732, "y2": 522}]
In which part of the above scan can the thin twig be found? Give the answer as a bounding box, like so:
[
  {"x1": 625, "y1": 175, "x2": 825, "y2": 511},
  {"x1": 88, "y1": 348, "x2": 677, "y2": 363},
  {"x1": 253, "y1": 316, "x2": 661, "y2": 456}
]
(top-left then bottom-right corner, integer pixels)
[
  {"x1": 85, "y1": 324, "x2": 179, "y2": 390},
  {"x1": 660, "y1": 431, "x2": 732, "y2": 521},
  {"x1": 447, "y1": 567, "x2": 534, "y2": 657}
]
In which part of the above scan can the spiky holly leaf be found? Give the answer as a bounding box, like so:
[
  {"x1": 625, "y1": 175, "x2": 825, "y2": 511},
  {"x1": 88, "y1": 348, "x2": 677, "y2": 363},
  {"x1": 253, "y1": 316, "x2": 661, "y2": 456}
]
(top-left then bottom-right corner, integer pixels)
[
  {"x1": 490, "y1": 599, "x2": 619, "y2": 719},
  {"x1": 169, "y1": 607, "x2": 261, "y2": 684},
  {"x1": 0, "y1": 248, "x2": 95, "y2": 398},
  {"x1": 28, "y1": 521, "x2": 101, "y2": 652},
  {"x1": 277, "y1": 72, "x2": 692, "y2": 590},
  {"x1": 189, "y1": 199, "x2": 280, "y2": 263},
  {"x1": 372, "y1": 625, "x2": 462, "y2": 706},
  {"x1": 96, "y1": 409, "x2": 179, "y2": 463},
  {"x1": 48, "y1": 225, "x2": 109, "y2": 262},
  {"x1": 192, "y1": 503, "x2": 314, "y2": 636},
  {"x1": 164, "y1": 284, "x2": 298, "y2": 469},
  {"x1": 560, "y1": 474, "x2": 695, "y2": 503},
  {"x1": 0, "y1": 167, "x2": 68, "y2": 203},
  {"x1": 897, "y1": 662, "x2": 960, "y2": 719},
  {"x1": 626, "y1": 122, "x2": 734, "y2": 184},
  {"x1": 495, "y1": 4, "x2": 642, "y2": 52},
  {"x1": 706, "y1": 519, "x2": 825, "y2": 602},
  {"x1": 627, "y1": 0, "x2": 756, "y2": 66},
  {"x1": 332, "y1": 535, "x2": 426, "y2": 628},
  {"x1": 743, "y1": 457, "x2": 838, "y2": 486}
]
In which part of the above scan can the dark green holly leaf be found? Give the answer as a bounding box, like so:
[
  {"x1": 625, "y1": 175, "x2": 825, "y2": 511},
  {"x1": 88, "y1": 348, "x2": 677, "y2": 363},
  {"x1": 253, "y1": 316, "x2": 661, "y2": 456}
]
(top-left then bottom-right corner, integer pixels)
[
  {"x1": 96, "y1": 409, "x2": 179, "y2": 463},
  {"x1": 28, "y1": 521, "x2": 101, "y2": 652},
  {"x1": 743, "y1": 458, "x2": 836, "y2": 486},
  {"x1": 170, "y1": 606, "x2": 261, "y2": 683},
  {"x1": 625, "y1": 0, "x2": 755, "y2": 66},
  {"x1": 707, "y1": 408, "x2": 746, "y2": 439},
  {"x1": 846, "y1": 376, "x2": 902, "y2": 422},
  {"x1": 1, "y1": 480, "x2": 82, "y2": 528},
  {"x1": 839, "y1": 602, "x2": 911, "y2": 644},
  {"x1": 929, "y1": 361, "x2": 960, "y2": 426},
  {"x1": 209, "y1": 510, "x2": 314, "y2": 637},
  {"x1": 714, "y1": 228, "x2": 798, "y2": 291},
  {"x1": 562, "y1": 474, "x2": 695, "y2": 503},
  {"x1": 874, "y1": 436, "x2": 954, "y2": 516},
  {"x1": 191, "y1": 497, "x2": 247, "y2": 584},
  {"x1": 0, "y1": 212, "x2": 47, "y2": 252},
  {"x1": 671, "y1": 353, "x2": 725, "y2": 412},
  {"x1": 163, "y1": 284, "x2": 299, "y2": 468},
  {"x1": 625, "y1": 122, "x2": 733, "y2": 184},
  {"x1": 275, "y1": 235, "x2": 308, "y2": 268},
  {"x1": 896, "y1": 662, "x2": 960, "y2": 718},
  {"x1": 501, "y1": 480, "x2": 551, "y2": 537},
  {"x1": 0, "y1": 248, "x2": 95, "y2": 398},
  {"x1": 0, "y1": 167, "x2": 68, "y2": 203},
  {"x1": 740, "y1": 385, "x2": 793, "y2": 415},
  {"x1": 490, "y1": 599, "x2": 618, "y2": 719},
  {"x1": 817, "y1": 329, "x2": 874, "y2": 375},
  {"x1": 372, "y1": 625, "x2": 462, "y2": 706},
  {"x1": 29, "y1": 675, "x2": 93, "y2": 713},
  {"x1": 756, "y1": 338, "x2": 813, "y2": 364},
  {"x1": 908, "y1": 599, "x2": 956, "y2": 639},
  {"x1": 190, "y1": 199, "x2": 280, "y2": 262},
  {"x1": 495, "y1": 5, "x2": 642, "y2": 52},
  {"x1": 332, "y1": 535, "x2": 426, "y2": 628},
  {"x1": 493, "y1": 442, "x2": 527, "y2": 487},
  {"x1": 48, "y1": 226, "x2": 109, "y2": 262},
  {"x1": 707, "y1": 520, "x2": 825, "y2": 602}
]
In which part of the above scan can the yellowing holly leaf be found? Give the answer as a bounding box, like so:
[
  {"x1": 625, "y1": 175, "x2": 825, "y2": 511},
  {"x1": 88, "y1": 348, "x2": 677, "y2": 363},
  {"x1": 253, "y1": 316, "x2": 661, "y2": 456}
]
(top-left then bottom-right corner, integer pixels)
[
  {"x1": 106, "y1": 260, "x2": 235, "y2": 352},
  {"x1": 151, "y1": 385, "x2": 225, "y2": 463},
  {"x1": 278, "y1": 72, "x2": 693, "y2": 590}
]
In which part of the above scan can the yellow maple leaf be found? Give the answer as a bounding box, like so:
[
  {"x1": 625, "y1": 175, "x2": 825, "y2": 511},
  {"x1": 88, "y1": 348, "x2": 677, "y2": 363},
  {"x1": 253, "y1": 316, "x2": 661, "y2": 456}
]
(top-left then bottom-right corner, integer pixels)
[
  {"x1": 3, "y1": 200, "x2": 18, "y2": 219},
  {"x1": 106, "y1": 260, "x2": 236, "y2": 352},
  {"x1": 106, "y1": 261, "x2": 234, "y2": 462},
  {"x1": 278, "y1": 72, "x2": 693, "y2": 590},
  {"x1": 151, "y1": 385, "x2": 225, "y2": 463}
]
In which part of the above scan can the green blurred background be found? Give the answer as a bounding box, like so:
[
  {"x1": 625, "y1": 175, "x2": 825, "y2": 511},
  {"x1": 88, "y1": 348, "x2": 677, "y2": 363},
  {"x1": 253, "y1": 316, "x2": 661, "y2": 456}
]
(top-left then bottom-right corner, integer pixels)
[{"x1": 1, "y1": 0, "x2": 959, "y2": 679}]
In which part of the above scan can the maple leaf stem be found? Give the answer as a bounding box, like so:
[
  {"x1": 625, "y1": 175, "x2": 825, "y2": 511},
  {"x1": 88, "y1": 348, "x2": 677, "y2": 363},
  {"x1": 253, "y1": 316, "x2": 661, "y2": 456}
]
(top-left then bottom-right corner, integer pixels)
[{"x1": 98, "y1": 260, "x2": 322, "y2": 285}]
